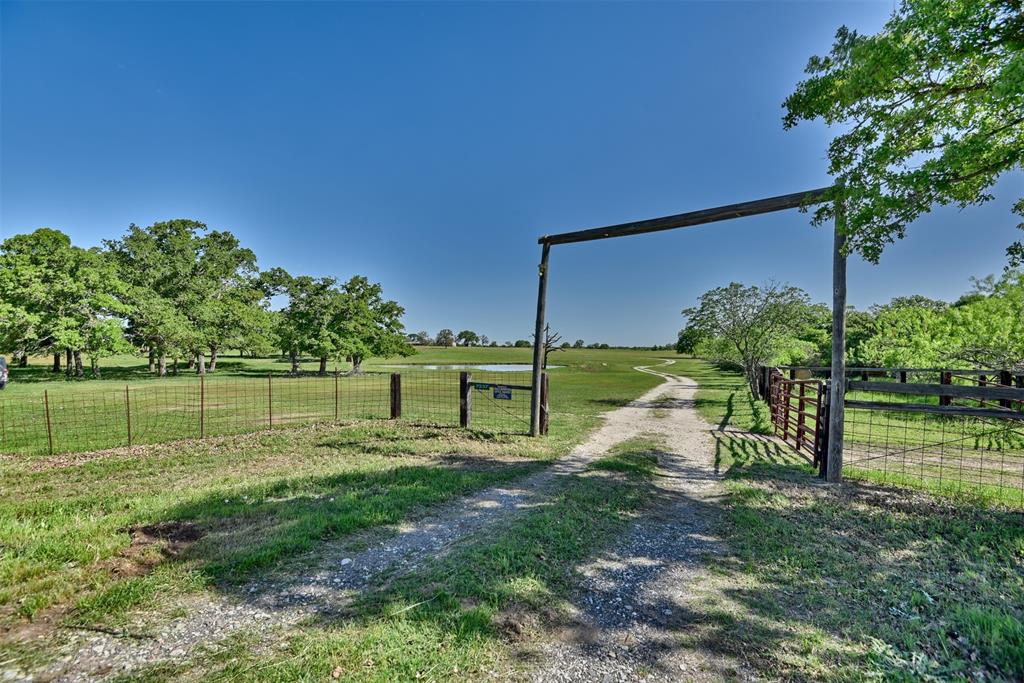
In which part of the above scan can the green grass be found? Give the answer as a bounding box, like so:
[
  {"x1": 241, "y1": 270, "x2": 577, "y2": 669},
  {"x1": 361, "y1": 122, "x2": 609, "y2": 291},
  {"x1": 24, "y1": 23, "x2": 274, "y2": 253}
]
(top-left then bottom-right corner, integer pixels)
[
  {"x1": 0, "y1": 349, "x2": 671, "y2": 635},
  {"x1": 590, "y1": 435, "x2": 663, "y2": 476},
  {"x1": 675, "y1": 357, "x2": 1024, "y2": 681},
  {"x1": 0, "y1": 347, "x2": 671, "y2": 456},
  {"x1": 120, "y1": 465, "x2": 657, "y2": 682}
]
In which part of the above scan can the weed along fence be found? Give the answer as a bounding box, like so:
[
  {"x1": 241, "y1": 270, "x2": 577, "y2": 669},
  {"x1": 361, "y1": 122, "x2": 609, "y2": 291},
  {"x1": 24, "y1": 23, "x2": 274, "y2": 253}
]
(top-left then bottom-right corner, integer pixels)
[
  {"x1": 762, "y1": 365, "x2": 1024, "y2": 506},
  {"x1": 0, "y1": 370, "x2": 549, "y2": 457}
]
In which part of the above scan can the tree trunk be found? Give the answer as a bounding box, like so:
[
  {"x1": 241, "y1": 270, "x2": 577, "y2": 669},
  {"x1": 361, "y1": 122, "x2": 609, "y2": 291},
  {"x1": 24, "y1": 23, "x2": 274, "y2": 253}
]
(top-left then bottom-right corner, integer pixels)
[
  {"x1": 318, "y1": 355, "x2": 327, "y2": 375},
  {"x1": 351, "y1": 355, "x2": 363, "y2": 375},
  {"x1": 187, "y1": 356, "x2": 195, "y2": 370},
  {"x1": 92, "y1": 357, "x2": 101, "y2": 378},
  {"x1": 74, "y1": 350, "x2": 84, "y2": 378},
  {"x1": 148, "y1": 348, "x2": 156, "y2": 373},
  {"x1": 196, "y1": 352, "x2": 206, "y2": 375},
  {"x1": 209, "y1": 345, "x2": 218, "y2": 373},
  {"x1": 158, "y1": 353, "x2": 167, "y2": 377},
  {"x1": 53, "y1": 353, "x2": 61, "y2": 373},
  {"x1": 172, "y1": 357, "x2": 179, "y2": 375},
  {"x1": 65, "y1": 349, "x2": 73, "y2": 378},
  {"x1": 18, "y1": 354, "x2": 27, "y2": 368},
  {"x1": 290, "y1": 350, "x2": 299, "y2": 375}
]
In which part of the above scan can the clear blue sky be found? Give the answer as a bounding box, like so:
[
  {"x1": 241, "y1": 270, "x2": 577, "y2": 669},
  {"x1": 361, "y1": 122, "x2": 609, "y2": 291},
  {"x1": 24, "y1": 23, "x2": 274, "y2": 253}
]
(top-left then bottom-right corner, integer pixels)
[{"x1": 2, "y1": 1, "x2": 1021, "y2": 346}]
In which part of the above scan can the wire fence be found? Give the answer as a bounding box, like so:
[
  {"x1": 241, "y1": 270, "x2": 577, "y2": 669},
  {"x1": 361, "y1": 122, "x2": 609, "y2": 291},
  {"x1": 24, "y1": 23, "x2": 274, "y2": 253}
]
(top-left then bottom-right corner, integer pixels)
[
  {"x1": 766, "y1": 365, "x2": 1024, "y2": 506},
  {"x1": 0, "y1": 370, "x2": 542, "y2": 457}
]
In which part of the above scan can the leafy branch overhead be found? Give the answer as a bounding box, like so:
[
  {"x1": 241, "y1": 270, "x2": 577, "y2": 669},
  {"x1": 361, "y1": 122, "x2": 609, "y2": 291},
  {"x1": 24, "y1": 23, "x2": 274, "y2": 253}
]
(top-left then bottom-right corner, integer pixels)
[{"x1": 784, "y1": 0, "x2": 1024, "y2": 264}]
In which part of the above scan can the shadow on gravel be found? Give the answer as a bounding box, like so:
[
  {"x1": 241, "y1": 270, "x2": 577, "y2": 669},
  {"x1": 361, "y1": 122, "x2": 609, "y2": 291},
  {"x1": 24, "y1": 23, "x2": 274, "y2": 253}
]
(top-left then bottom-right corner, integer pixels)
[{"x1": 154, "y1": 455, "x2": 540, "y2": 584}]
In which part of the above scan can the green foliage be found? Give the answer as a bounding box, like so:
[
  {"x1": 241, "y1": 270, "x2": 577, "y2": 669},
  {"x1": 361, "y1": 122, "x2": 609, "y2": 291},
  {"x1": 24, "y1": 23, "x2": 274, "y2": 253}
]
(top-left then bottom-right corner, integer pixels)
[
  {"x1": 683, "y1": 281, "x2": 811, "y2": 392},
  {"x1": 435, "y1": 328, "x2": 455, "y2": 347},
  {"x1": 784, "y1": 0, "x2": 1024, "y2": 264}
]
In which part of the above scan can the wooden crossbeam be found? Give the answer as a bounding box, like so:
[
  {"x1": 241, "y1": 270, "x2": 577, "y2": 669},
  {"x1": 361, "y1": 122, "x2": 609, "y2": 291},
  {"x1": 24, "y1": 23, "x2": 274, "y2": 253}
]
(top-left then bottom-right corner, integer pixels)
[{"x1": 539, "y1": 187, "x2": 832, "y2": 246}]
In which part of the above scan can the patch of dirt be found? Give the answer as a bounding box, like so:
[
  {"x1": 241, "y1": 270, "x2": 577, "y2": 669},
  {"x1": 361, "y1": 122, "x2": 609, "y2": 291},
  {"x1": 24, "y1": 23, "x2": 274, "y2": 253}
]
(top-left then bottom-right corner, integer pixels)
[{"x1": 127, "y1": 521, "x2": 205, "y2": 556}]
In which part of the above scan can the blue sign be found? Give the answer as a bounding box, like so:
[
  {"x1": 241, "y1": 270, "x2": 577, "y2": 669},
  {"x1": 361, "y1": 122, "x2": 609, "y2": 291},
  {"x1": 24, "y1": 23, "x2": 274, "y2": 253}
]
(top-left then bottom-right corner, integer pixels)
[{"x1": 493, "y1": 385, "x2": 512, "y2": 400}]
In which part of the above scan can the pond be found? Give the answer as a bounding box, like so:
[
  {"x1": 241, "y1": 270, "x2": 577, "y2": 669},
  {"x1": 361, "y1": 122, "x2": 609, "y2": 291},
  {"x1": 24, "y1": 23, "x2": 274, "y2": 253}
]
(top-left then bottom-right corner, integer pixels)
[{"x1": 380, "y1": 364, "x2": 563, "y2": 372}]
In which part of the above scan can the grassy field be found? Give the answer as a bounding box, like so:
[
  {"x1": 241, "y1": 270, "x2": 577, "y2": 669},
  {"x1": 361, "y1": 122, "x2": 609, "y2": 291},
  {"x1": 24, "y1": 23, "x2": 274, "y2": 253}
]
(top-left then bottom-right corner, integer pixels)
[
  {"x1": 3, "y1": 353, "x2": 1021, "y2": 681},
  {"x1": 691, "y1": 361, "x2": 1024, "y2": 681},
  {"x1": 0, "y1": 347, "x2": 668, "y2": 456},
  {"x1": 0, "y1": 349, "x2": 671, "y2": 644}
]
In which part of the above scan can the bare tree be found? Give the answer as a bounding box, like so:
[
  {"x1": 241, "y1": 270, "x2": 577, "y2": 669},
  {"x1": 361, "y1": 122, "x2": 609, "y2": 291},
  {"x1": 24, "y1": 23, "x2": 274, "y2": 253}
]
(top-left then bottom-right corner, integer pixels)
[{"x1": 532, "y1": 324, "x2": 563, "y2": 369}]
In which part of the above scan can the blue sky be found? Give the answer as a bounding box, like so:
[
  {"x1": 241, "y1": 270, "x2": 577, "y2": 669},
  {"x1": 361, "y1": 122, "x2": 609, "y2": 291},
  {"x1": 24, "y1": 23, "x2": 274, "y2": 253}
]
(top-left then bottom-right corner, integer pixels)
[{"x1": 2, "y1": 1, "x2": 1021, "y2": 346}]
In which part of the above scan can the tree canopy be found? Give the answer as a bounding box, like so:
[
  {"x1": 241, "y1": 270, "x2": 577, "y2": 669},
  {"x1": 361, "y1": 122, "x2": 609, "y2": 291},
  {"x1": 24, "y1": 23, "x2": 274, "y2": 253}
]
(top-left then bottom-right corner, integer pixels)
[{"x1": 784, "y1": 0, "x2": 1024, "y2": 264}]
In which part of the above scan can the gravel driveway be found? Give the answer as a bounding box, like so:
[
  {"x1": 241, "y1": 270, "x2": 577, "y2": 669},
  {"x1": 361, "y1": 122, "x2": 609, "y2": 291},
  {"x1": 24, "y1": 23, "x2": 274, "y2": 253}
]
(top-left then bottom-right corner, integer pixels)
[{"x1": 20, "y1": 361, "x2": 724, "y2": 682}]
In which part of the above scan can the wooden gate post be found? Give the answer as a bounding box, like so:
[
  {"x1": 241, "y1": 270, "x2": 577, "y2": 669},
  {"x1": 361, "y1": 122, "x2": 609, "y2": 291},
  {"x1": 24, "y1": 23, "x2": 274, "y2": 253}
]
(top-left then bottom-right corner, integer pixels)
[
  {"x1": 826, "y1": 192, "x2": 847, "y2": 483},
  {"x1": 817, "y1": 382, "x2": 831, "y2": 478},
  {"x1": 459, "y1": 372, "x2": 472, "y2": 428},
  {"x1": 540, "y1": 372, "x2": 549, "y2": 435},
  {"x1": 939, "y1": 371, "x2": 952, "y2": 407},
  {"x1": 530, "y1": 243, "x2": 551, "y2": 436},
  {"x1": 390, "y1": 373, "x2": 402, "y2": 419},
  {"x1": 999, "y1": 370, "x2": 1012, "y2": 408}
]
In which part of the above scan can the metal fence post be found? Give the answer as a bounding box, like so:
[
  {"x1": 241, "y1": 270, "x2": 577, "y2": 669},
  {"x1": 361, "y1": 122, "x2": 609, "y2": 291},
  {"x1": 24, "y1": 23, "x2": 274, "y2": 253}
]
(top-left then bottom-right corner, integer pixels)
[
  {"x1": 334, "y1": 373, "x2": 339, "y2": 421},
  {"x1": 459, "y1": 372, "x2": 471, "y2": 428},
  {"x1": 268, "y1": 373, "x2": 273, "y2": 427},
  {"x1": 817, "y1": 382, "x2": 831, "y2": 478},
  {"x1": 43, "y1": 390, "x2": 54, "y2": 455},
  {"x1": 200, "y1": 375, "x2": 205, "y2": 438},
  {"x1": 125, "y1": 385, "x2": 132, "y2": 446},
  {"x1": 390, "y1": 373, "x2": 402, "y2": 419}
]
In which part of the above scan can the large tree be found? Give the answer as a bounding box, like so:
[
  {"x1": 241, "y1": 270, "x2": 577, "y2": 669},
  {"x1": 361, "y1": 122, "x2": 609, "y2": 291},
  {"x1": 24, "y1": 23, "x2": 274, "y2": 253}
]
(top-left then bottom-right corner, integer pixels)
[
  {"x1": 683, "y1": 282, "x2": 811, "y2": 395},
  {"x1": 0, "y1": 229, "x2": 126, "y2": 377},
  {"x1": 333, "y1": 276, "x2": 412, "y2": 374},
  {"x1": 784, "y1": 0, "x2": 1024, "y2": 264}
]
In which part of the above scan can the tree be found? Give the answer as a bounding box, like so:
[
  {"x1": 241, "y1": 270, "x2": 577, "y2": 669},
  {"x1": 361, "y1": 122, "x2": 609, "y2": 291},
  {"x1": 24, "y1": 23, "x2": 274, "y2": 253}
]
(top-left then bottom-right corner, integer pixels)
[
  {"x1": 683, "y1": 282, "x2": 811, "y2": 395},
  {"x1": 408, "y1": 331, "x2": 432, "y2": 345},
  {"x1": 0, "y1": 229, "x2": 127, "y2": 378},
  {"x1": 675, "y1": 325, "x2": 704, "y2": 355},
  {"x1": 479, "y1": 335, "x2": 490, "y2": 347},
  {"x1": 513, "y1": 339, "x2": 531, "y2": 348},
  {"x1": 784, "y1": 0, "x2": 1024, "y2": 265},
  {"x1": 332, "y1": 276, "x2": 412, "y2": 374},
  {"x1": 573, "y1": 339, "x2": 585, "y2": 348},
  {"x1": 436, "y1": 329, "x2": 455, "y2": 347},
  {"x1": 532, "y1": 324, "x2": 563, "y2": 369},
  {"x1": 266, "y1": 269, "x2": 340, "y2": 375},
  {"x1": 456, "y1": 330, "x2": 480, "y2": 347}
]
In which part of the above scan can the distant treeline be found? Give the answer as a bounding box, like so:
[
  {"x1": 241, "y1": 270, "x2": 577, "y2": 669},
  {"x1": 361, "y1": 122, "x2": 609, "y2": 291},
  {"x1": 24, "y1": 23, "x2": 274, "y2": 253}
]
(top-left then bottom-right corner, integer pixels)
[{"x1": 0, "y1": 221, "x2": 413, "y2": 377}]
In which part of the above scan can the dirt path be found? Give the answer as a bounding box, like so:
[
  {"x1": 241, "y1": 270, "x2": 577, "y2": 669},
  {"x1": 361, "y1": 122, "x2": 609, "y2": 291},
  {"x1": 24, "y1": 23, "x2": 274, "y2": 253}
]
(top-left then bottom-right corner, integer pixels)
[
  {"x1": 26, "y1": 361, "x2": 712, "y2": 682},
  {"x1": 527, "y1": 366, "x2": 755, "y2": 682}
]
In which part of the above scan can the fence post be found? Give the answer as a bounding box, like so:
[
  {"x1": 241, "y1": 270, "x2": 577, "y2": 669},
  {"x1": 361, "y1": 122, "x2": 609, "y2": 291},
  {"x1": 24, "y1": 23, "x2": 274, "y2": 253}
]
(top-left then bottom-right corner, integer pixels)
[
  {"x1": 200, "y1": 375, "x2": 205, "y2": 438},
  {"x1": 788, "y1": 367, "x2": 796, "y2": 380},
  {"x1": 939, "y1": 371, "x2": 952, "y2": 407},
  {"x1": 459, "y1": 372, "x2": 472, "y2": 428},
  {"x1": 390, "y1": 373, "x2": 402, "y2": 419},
  {"x1": 899, "y1": 370, "x2": 908, "y2": 383},
  {"x1": 125, "y1": 385, "x2": 132, "y2": 446},
  {"x1": 334, "y1": 373, "x2": 339, "y2": 421},
  {"x1": 997, "y1": 370, "x2": 1012, "y2": 409},
  {"x1": 268, "y1": 373, "x2": 273, "y2": 427},
  {"x1": 817, "y1": 382, "x2": 830, "y2": 478},
  {"x1": 540, "y1": 372, "x2": 549, "y2": 435},
  {"x1": 43, "y1": 390, "x2": 54, "y2": 455}
]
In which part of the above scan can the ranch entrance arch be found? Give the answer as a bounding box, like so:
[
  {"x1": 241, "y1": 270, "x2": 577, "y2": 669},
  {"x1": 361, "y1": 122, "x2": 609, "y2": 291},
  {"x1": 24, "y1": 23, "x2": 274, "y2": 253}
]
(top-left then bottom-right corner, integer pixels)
[{"x1": 528, "y1": 186, "x2": 849, "y2": 482}]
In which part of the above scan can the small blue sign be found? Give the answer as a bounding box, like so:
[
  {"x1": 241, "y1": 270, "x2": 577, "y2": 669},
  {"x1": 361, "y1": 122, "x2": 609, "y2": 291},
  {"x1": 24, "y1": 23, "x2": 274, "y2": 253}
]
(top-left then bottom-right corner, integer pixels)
[{"x1": 493, "y1": 385, "x2": 512, "y2": 400}]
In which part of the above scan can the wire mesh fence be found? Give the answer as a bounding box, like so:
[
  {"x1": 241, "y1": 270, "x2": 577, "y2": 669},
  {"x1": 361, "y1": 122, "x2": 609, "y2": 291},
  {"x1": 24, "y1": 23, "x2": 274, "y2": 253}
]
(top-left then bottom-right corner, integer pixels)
[
  {"x1": 843, "y1": 379, "x2": 1024, "y2": 506},
  {"x1": 0, "y1": 370, "x2": 540, "y2": 457},
  {"x1": 763, "y1": 365, "x2": 1024, "y2": 506}
]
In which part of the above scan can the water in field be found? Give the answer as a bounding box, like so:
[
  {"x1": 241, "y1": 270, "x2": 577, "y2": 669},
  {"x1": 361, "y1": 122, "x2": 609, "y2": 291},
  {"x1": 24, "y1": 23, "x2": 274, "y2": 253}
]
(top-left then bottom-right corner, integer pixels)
[{"x1": 381, "y1": 364, "x2": 562, "y2": 372}]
